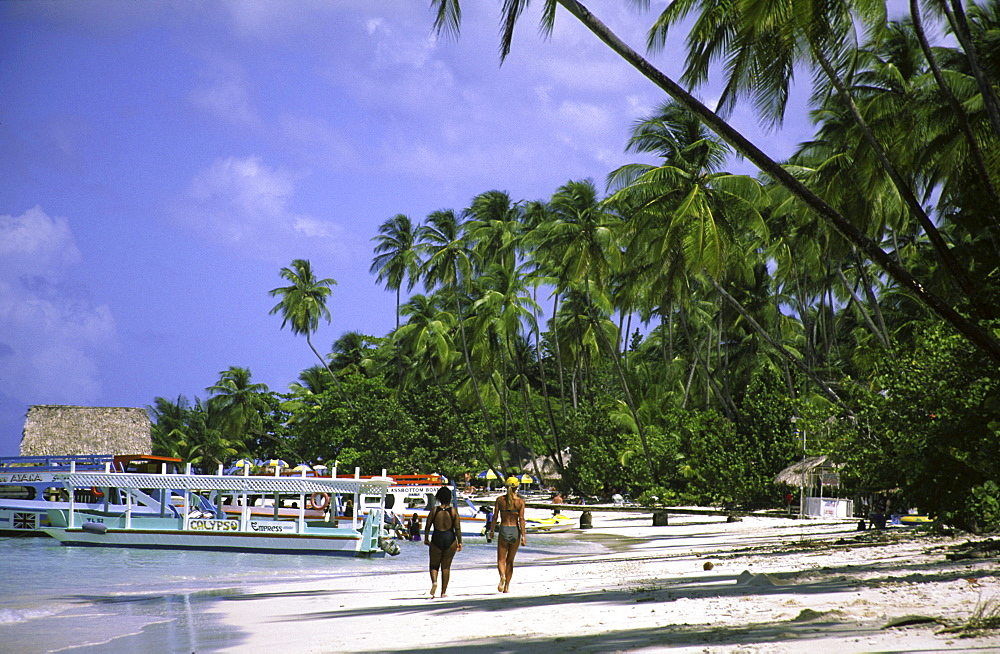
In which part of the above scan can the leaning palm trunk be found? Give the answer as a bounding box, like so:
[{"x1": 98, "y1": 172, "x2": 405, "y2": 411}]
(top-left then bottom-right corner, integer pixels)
[
  {"x1": 555, "y1": 0, "x2": 1000, "y2": 365},
  {"x1": 837, "y1": 267, "x2": 890, "y2": 348},
  {"x1": 582, "y1": 278, "x2": 659, "y2": 483},
  {"x1": 306, "y1": 333, "x2": 355, "y2": 411},
  {"x1": 677, "y1": 306, "x2": 737, "y2": 420},
  {"x1": 705, "y1": 274, "x2": 848, "y2": 411},
  {"x1": 531, "y1": 292, "x2": 566, "y2": 470},
  {"x1": 812, "y1": 48, "x2": 991, "y2": 320},
  {"x1": 454, "y1": 295, "x2": 507, "y2": 472},
  {"x1": 853, "y1": 249, "x2": 891, "y2": 346},
  {"x1": 430, "y1": 371, "x2": 496, "y2": 472},
  {"x1": 944, "y1": 0, "x2": 1000, "y2": 142}
]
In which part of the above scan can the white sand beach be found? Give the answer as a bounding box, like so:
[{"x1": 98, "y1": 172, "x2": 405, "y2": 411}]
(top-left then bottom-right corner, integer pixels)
[{"x1": 210, "y1": 509, "x2": 1000, "y2": 653}]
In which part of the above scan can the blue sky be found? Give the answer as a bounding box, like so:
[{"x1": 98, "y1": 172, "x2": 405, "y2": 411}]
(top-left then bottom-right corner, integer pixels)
[{"x1": 0, "y1": 1, "x2": 812, "y2": 456}]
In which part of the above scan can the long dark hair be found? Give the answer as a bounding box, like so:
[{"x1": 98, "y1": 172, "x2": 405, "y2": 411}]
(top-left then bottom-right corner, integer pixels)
[{"x1": 435, "y1": 485, "x2": 452, "y2": 505}]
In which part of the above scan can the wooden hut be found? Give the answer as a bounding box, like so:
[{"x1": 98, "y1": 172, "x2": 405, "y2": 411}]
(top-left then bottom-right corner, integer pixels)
[
  {"x1": 20, "y1": 405, "x2": 152, "y2": 456},
  {"x1": 774, "y1": 455, "x2": 853, "y2": 518}
]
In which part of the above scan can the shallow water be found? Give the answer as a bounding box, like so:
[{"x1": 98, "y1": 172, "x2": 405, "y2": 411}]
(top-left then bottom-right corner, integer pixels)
[{"x1": 0, "y1": 531, "x2": 595, "y2": 653}]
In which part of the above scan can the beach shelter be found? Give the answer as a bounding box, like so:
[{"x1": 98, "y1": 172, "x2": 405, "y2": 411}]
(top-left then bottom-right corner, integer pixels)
[
  {"x1": 477, "y1": 469, "x2": 499, "y2": 490},
  {"x1": 231, "y1": 459, "x2": 256, "y2": 474}
]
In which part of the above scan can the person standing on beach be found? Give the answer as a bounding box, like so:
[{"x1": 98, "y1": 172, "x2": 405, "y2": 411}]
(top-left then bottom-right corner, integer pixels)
[
  {"x1": 424, "y1": 486, "x2": 462, "y2": 598},
  {"x1": 489, "y1": 476, "x2": 526, "y2": 593}
]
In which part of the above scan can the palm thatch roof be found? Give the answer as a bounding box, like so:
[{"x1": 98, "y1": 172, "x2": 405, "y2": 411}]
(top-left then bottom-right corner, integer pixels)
[
  {"x1": 773, "y1": 455, "x2": 830, "y2": 487},
  {"x1": 20, "y1": 405, "x2": 151, "y2": 456}
]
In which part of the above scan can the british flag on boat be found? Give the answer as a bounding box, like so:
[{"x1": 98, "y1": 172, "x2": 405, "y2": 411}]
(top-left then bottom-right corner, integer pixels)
[{"x1": 0, "y1": 455, "x2": 185, "y2": 536}]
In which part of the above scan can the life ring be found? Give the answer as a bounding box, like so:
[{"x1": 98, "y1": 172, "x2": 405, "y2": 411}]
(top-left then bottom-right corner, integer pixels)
[
  {"x1": 91, "y1": 487, "x2": 104, "y2": 498},
  {"x1": 310, "y1": 493, "x2": 330, "y2": 510}
]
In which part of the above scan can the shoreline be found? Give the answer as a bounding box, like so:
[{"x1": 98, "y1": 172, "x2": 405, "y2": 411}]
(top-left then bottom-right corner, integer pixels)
[{"x1": 208, "y1": 510, "x2": 1000, "y2": 653}]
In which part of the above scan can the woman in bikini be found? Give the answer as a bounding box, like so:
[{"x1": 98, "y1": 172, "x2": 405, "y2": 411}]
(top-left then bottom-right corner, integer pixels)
[
  {"x1": 488, "y1": 476, "x2": 526, "y2": 593},
  {"x1": 423, "y1": 486, "x2": 462, "y2": 598}
]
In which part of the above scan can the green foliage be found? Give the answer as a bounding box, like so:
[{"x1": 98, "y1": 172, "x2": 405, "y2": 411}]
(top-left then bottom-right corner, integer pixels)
[
  {"x1": 560, "y1": 401, "x2": 631, "y2": 496},
  {"x1": 845, "y1": 322, "x2": 1000, "y2": 532}
]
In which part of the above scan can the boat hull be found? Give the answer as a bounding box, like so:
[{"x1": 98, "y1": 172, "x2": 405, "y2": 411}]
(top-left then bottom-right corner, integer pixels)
[{"x1": 42, "y1": 525, "x2": 378, "y2": 556}]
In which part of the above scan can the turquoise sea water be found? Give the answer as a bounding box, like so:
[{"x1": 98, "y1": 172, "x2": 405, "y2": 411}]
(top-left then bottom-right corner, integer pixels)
[{"x1": 0, "y1": 533, "x2": 583, "y2": 653}]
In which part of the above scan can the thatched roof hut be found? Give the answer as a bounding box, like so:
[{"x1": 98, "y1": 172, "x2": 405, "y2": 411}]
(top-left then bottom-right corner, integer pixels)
[
  {"x1": 773, "y1": 455, "x2": 830, "y2": 487},
  {"x1": 20, "y1": 405, "x2": 151, "y2": 456}
]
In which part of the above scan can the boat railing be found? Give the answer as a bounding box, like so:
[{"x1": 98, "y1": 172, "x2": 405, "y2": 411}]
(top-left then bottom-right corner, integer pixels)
[{"x1": 0, "y1": 455, "x2": 114, "y2": 472}]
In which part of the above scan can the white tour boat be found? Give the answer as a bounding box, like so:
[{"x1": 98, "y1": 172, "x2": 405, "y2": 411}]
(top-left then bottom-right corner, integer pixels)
[{"x1": 42, "y1": 463, "x2": 397, "y2": 557}]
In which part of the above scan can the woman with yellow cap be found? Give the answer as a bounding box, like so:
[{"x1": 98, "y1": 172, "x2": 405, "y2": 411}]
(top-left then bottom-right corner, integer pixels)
[{"x1": 488, "y1": 476, "x2": 526, "y2": 592}]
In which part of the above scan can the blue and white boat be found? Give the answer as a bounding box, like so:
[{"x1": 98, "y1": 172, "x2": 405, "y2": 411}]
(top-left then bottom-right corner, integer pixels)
[
  {"x1": 0, "y1": 455, "x2": 189, "y2": 536},
  {"x1": 42, "y1": 464, "x2": 396, "y2": 557}
]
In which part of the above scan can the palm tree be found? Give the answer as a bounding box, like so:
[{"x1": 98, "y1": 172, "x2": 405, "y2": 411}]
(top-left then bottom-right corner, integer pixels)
[
  {"x1": 269, "y1": 259, "x2": 354, "y2": 409},
  {"x1": 148, "y1": 395, "x2": 199, "y2": 460},
  {"x1": 329, "y1": 331, "x2": 378, "y2": 376},
  {"x1": 418, "y1": 208, "x2": 506, "y2": 470},
  {"x1": 205, "y1": 366, "x2": 306, "y2": 464},
  {"x1": 206, "y1": 366, "x2": 269, "y2": 439},
  {"x1": 465, "y1": 190, "x2": 525, "y2": 272},
  {"x1": 371, "y1": 214, "x2": 423, "y2": 331},
  {"x1": 427, "y1": 0, "x2": 1000, "y2": 365}
]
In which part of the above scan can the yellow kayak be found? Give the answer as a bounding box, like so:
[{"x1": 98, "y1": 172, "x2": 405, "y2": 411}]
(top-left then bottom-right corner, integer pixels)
[
  {"x1": 525, "y1": 514, "x2": 576, "y2": 533},
  {"x1": 898, "y1": 515, "x2": 933, "y2": 526}
]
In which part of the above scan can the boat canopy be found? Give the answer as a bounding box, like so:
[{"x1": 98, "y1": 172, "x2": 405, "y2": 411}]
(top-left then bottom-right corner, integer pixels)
[{"x1": 51, "y1": 471, "x2": 392, "y2": 495}]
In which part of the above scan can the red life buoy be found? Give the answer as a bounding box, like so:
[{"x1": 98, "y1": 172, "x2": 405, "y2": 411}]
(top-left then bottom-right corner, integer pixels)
[
  {"x1": 91, "y1": 487, "x2": 104, "y2": 498},
  {"x1": 310, "y1": 493, "x2": 330, "y2": 510}
]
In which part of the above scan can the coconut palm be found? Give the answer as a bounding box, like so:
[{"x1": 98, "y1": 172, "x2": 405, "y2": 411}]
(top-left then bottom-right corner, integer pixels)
[
  {"x1": 269, "y1": 259, "x2": 354, "y2": 409},
  {"x1": 206, "y1": 366, "x2": 269, "y2": 439},
  {"x1": 418, "y1": 208, "x2": 506, "y2": 467},
  {"x1": 371, "y1": 214, "x2": 423, "y2": 331},
  {"x1": 427, "y1": 0, "x2": 1000, "y2": 365},
  {"x1": 649, "y1": 0, "x2": 991, "y2": 318}
]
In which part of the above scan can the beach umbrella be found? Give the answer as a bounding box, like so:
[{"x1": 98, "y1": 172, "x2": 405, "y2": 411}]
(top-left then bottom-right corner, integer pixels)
[
  {"x1": 233, "y1": 459, "x2": 255, "y2": 470},
  {"x1": 312, "y1": 464, "x2": 328, "y2": 474},
  {"x1": 292, "y1": 464, "x2": 312, "y2": 473},
  {"x1": 476, "y1": 470, "x2": 499, "y2": 480},
  {"x1": 264, "y1": 459, "x2": 289, "y2": 468},
  {"x1": 516, "y1": 473, "x2": 540, "y2": 485}
]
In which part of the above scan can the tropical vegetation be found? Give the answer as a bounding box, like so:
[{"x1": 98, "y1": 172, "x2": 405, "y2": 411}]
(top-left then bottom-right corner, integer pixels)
[{"x1": 150, "y1": 0, "x2": 1000, "y2": 533}]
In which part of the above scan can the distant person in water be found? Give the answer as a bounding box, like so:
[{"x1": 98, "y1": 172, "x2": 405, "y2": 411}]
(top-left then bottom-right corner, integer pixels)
[
  {"x1": 489, "y1": 476, "x2": 526, "y2": 593},
  {"x1": 424, "y1": 486, "x2": 462, "y2": 598}
]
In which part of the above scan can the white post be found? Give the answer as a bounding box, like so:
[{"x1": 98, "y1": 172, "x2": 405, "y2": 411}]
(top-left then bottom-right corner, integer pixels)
[
  {"x1": 791, "y1": 416, "x2": 805, "y2": 518},
  {"x1": 800, "y1": 426, "x2": 807, "y2": 517}
]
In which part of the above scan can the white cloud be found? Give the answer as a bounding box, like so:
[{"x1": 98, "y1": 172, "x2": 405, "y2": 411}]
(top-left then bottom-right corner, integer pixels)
[
  {"x1": 174, "y1": 155, "x2": 349, "y2": 263},
  {"x1": 0, "y1": 207, "x2": 114, "y2": 405}
]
